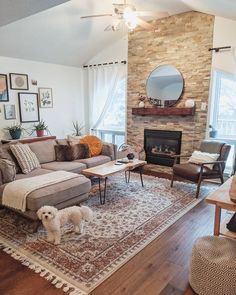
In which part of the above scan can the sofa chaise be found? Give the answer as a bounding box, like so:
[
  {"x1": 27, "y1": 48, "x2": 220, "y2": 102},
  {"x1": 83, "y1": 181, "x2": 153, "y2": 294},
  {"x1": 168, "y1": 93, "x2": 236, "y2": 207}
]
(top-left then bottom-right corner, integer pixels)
[{"x1": 0, "y1": 138, "x2": 117, "y2": 223}]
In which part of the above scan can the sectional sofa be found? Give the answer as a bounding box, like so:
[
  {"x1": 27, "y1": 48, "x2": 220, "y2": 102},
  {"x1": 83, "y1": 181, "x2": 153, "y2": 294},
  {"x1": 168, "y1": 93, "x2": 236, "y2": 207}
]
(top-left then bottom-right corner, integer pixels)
[{"x1": 0, "y1": 138, "x2": 117, "y2": 222}]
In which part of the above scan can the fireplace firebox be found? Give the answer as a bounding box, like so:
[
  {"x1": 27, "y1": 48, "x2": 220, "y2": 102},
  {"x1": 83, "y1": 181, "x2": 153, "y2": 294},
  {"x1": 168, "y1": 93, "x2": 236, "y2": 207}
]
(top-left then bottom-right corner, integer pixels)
[{"x1": 144, "y1": 129, "x2": 182, "y2": 167}]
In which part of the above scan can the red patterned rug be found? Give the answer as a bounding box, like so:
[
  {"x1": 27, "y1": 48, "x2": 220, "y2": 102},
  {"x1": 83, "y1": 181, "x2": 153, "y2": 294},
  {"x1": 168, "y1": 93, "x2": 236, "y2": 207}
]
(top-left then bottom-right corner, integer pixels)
[{"x1": 0, "y1": 174, "x2": 216, "y2": 295}]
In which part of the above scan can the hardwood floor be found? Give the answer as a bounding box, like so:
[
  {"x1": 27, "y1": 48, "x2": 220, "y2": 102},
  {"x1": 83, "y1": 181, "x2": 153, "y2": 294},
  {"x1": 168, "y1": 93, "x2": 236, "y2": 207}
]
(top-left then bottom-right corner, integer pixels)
[{"x1": 0, "y1": 199, "x2": 218, "y2": 295}]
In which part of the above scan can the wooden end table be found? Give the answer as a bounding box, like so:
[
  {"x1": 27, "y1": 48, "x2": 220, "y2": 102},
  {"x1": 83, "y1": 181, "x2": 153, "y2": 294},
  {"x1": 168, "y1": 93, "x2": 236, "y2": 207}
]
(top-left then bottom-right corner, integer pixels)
[
  {"x1": 206, "y1": 177, "x2": 236, "y2": 238},
  {"x1": 82, "y1": 159, "x2": 146, "y2": 204}
]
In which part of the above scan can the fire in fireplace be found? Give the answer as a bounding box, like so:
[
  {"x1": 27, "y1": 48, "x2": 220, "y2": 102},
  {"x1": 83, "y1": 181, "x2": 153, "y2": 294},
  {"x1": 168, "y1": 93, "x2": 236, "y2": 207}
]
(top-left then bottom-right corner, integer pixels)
[{"x1": 144, "y1": 129, "x2": 182, "y2": 167}]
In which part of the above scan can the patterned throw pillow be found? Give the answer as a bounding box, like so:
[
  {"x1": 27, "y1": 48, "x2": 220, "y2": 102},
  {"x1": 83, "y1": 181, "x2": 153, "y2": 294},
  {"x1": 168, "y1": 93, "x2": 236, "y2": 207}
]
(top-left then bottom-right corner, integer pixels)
[
  {"x1": 80, "y1": 135, "x2": 103, "y2": 157},
  {"x1": 10, "y1": 144, "x2": 41, "y2": 174}
]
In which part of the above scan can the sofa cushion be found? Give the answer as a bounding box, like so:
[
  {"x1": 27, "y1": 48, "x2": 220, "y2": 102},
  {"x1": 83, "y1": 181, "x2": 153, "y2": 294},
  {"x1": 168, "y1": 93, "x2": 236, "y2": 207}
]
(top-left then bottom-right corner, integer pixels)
[
  {"x1": 56, "y1": 139, "x2": 69, "y2": 145},
  {"x1": 10, "y1": 144, "x2": 41, "y2": 174},
  {"x1": 0, "y1": 159, "x2": 16, "y2": 184},
  {"x1": 80, "y1": 135, "x2": 103, "y2": 156},
  {"x1": 0, "y1": 142, "x2": 22, "y2": 173},
  {"x1": 77, "y1": 155, "x2": 111, "y2": 168},
  {"x1": 28, "y1": 140, "x2": 57, "y2": 164},
  {"x1": 15, "y1": 168, "x2": 53, "y2": 180},
  {"x1": 0, "y1": 175, "x2": 91, "y2": 211},
  {"x1": 41, "y1": 161, "x2": 87, "y2": 174}
]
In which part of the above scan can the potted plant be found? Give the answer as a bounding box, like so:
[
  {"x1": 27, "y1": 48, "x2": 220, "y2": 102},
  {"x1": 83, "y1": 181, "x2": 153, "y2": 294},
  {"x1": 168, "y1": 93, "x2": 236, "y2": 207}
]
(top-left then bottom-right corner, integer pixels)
[
  {"x1": 5, "y1": 123, "x2": 24, "y2": 139},
  {"x1": 209, "y1": 124, "x2": 217, "y2": 138},
  {"x1": 72, "y1": 121, "x2": 84, "y2": 137},
  {"x1": 31, "y1": 120, "x2": 49, "y2": 137}
]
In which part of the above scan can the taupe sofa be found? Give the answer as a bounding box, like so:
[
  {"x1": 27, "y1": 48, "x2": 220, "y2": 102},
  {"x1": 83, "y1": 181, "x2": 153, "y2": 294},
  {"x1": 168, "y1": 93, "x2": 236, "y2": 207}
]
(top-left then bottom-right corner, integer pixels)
[{"x1": 0, "y1": 138, "x2": 117, "y2": 221}]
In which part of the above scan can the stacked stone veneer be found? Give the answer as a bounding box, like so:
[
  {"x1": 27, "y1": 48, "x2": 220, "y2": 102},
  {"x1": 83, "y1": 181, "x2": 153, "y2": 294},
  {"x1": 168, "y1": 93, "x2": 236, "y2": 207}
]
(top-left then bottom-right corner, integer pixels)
[{"x1": 127, "y1": 11, "x2": 215, "y2": 167}]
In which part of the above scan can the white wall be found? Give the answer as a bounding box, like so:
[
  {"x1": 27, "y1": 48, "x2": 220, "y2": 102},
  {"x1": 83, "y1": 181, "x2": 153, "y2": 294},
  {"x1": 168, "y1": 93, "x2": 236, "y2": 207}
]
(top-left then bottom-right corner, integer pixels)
[
  {"x1": 212, "y1": 16, "x2": 236, "y2": 74},
  {"x1": 88, "y1": 36, "x2": 128, "y2": 64},
  {"x1": 0, "y1": 56, "x2": 83, "y2": 139}
]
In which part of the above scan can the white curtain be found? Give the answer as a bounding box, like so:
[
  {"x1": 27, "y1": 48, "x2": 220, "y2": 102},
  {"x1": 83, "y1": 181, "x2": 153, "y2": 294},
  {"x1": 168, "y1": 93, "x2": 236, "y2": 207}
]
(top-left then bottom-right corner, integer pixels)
[{"x1": 84, "y1": 64, "x2": 126, "y2": 132}]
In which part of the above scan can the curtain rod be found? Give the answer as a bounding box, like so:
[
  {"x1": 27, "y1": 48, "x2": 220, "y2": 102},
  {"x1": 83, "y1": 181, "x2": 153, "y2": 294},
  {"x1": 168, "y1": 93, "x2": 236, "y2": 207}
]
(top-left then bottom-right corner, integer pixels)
[
  {"x1": 209, "y1": 46, "x2": 231, "y2": 52},
  {"x1": 83, "y1": 60, "x2": 127, "y2": 68}
]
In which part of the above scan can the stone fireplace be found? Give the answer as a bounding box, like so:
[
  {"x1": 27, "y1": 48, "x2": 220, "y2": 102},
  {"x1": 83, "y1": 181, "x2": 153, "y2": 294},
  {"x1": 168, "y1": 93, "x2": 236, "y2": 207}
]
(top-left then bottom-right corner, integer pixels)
[
  {"x1": 144, "y1": 129, "x2": 182, "y2": 166},
  {"x1": 127, "y1": 11, "x2": 214, "y2": 172}
]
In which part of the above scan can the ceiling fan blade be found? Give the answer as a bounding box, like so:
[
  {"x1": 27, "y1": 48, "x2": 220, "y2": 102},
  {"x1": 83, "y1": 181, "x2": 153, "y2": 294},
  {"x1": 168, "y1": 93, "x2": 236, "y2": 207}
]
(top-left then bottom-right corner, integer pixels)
[
  {"x1": 80, "y1": 14, "x2": 113, "y2": 19},
  {"x1": 135, "y1": 11, "x2": 169, "y2": 18},
  {"x1": 136, "y1": 17, "x2": 153, "y2": 29}
]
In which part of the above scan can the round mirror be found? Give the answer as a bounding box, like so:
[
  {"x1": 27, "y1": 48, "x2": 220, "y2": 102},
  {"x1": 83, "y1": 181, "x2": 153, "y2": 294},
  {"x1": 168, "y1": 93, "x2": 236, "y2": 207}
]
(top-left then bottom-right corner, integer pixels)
[{"x1": 146, "y1": 64, "x2": 184, "y2": 107}]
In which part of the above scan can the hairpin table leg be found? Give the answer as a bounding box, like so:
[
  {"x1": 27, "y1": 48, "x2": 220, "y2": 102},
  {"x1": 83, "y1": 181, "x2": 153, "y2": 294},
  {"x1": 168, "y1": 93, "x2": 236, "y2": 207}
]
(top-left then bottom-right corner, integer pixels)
[
  {"x1": 98, "y1": 177, "x2": 107, "y2": 205},
  {"x1": 139, "y1": 167, "x2": 144, "y2": 187}
]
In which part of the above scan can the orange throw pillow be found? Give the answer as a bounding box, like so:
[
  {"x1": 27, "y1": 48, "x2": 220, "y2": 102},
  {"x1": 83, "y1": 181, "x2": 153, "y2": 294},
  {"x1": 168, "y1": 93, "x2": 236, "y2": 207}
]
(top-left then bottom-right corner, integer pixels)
[{"x1": 80, "y1": 135, "x2": 103, "y2": 157}]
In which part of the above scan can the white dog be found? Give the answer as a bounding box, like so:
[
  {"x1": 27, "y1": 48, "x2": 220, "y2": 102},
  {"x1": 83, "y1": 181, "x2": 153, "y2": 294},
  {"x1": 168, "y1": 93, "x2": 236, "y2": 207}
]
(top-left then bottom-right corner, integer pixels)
[{"x1": 37, "y1": 205, "x2": 93, "y2": 245}]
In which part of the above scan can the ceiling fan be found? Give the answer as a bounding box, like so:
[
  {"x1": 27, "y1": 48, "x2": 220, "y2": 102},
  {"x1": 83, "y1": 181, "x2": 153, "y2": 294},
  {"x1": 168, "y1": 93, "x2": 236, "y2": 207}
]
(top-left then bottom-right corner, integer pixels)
[{"x1": 80, "y1": 0, "x2": 168, "y2": 31}]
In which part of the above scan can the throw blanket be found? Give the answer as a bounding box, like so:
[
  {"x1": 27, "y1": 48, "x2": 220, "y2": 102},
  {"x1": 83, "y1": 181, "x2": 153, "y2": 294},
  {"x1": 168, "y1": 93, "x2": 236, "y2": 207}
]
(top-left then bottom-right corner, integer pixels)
[{"x1": 2, "y1": 171, "x2": 81, "y2": 212}]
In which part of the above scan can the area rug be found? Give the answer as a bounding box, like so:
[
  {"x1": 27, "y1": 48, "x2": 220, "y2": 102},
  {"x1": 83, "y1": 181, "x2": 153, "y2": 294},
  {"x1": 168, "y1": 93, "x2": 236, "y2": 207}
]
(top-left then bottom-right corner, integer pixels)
[{"x1": 0, "y1": 174, "x2": 217, "y2": 295}]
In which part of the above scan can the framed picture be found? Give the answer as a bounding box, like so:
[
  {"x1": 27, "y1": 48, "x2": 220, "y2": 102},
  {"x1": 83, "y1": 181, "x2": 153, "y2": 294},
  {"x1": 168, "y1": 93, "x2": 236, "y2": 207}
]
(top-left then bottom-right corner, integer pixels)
[
  {"x1": 4, "y1": 104, "x2": 16, "y2": 120},
  {"x1": 38, "y1": 87, "x2": 53, "y2": 108},
  {"x1": 0, "y1": 74, "x2": 9, "y2": 102},
  {"x1": 10, "y1": 73, "x2": 29, "y2": 90},
  {"x1": 18, "y1": 92, "x2": 40, "y2": 123}
]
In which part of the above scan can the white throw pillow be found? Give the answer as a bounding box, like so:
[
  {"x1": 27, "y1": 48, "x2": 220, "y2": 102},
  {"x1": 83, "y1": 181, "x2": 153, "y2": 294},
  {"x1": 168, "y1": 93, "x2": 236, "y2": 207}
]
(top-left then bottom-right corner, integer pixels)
[
  {"x1": 10, "y1": 144, "x2": 41, "y2": 174},
  {"x1": 188, "y1": 150, "x2": 220, "y2": 169}
]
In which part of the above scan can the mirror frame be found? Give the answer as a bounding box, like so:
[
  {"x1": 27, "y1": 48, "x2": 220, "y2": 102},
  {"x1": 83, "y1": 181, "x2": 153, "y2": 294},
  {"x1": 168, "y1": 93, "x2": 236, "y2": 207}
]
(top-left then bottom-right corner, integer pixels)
[{"x1": 146, "y1": 64, "x2": 184, "y2": 107}]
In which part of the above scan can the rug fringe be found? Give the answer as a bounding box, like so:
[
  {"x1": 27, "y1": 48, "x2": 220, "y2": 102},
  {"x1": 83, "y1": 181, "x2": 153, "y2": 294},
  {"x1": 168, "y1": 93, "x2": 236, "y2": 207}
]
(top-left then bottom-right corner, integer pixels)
[{"x1": 0, "y1": 242, "x2": 87, "y2": 295}]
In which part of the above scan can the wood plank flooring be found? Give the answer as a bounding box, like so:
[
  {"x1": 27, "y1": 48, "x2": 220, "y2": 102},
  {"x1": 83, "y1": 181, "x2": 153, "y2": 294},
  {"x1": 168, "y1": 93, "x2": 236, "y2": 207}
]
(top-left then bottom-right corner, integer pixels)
[{"x1": 0, "y1": 199, "x2": 218, "y2": 295}]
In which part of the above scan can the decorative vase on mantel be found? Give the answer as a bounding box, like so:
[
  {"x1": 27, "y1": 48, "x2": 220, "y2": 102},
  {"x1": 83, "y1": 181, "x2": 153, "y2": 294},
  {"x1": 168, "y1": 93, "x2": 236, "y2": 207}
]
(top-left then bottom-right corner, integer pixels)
[
  {"x1": 138, "y1": 95, "x2": 146, "y2": 108},
  {"x1": 138, "y1": 101, "x2": 145, "y2": 108}
]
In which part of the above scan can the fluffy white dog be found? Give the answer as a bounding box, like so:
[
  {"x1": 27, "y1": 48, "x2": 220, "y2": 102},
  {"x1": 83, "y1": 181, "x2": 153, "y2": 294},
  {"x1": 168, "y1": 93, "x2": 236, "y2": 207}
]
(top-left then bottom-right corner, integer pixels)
[{"x1": 37, "y1": 205, "x2": 93, "y2": 245}]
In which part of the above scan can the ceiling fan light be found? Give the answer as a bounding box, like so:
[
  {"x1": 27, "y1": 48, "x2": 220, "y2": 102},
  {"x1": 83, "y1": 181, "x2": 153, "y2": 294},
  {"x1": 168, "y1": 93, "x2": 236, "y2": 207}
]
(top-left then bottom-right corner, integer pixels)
[{"x1": 125, "y1": 19, "x2": 137, "y2": 30}]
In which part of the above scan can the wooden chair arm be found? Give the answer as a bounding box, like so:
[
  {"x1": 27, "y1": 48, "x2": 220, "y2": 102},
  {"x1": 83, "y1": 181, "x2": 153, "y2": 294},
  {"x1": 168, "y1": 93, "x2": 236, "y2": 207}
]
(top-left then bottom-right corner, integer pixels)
[{"x1": 200, "y1": 160, "x2": 225, "y2": 166}]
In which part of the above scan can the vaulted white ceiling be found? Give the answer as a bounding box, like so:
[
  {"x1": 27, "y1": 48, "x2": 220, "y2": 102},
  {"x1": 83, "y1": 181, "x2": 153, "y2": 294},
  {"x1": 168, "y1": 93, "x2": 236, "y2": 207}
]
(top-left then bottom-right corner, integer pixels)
[{"x1": 0, "y1": 0, "x2": 236, "y2": 67}]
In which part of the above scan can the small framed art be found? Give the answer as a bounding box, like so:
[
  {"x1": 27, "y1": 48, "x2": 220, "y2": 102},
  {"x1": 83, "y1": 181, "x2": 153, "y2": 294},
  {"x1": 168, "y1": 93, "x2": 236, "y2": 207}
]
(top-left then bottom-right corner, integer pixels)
[
  {"x1": 10, "y1": 73, "x2": 29, "y2": 90},
  {"x1": 4, "y1": 104, "x2": 16, "y2": 120},
  {"x1": 38, "y1": 87, "x2": 53, "y2": 108},
  {"x1": 18, "y1": 92, "x2": 40, "y2": 123},
  {"x1": 0, "y1": 74, "x2": 9, "y2": 102}
]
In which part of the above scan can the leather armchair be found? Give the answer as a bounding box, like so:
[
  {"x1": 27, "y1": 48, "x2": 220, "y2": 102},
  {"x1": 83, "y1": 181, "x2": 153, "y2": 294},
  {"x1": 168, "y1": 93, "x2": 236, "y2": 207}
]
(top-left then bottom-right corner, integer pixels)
[{"x1": 170, "y1": 140, "x2": 231, "y2": 198}]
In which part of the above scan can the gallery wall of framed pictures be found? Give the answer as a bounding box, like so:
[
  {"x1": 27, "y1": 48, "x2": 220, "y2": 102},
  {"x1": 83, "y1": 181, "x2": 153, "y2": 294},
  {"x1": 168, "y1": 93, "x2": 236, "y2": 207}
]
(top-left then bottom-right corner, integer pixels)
[{"x1": 0, "y1": 71, "x2": 54, "y2": 124}]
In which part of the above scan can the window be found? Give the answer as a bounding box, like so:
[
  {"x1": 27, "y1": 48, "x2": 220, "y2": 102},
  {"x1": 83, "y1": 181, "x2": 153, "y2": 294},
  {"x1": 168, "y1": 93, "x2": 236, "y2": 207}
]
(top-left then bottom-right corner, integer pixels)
[
  {"x1": 94, "y1": 78, "x2": 126, "y2": 147},
  {"x1": 211, "y1": 70, "x2": 236, "y2": 138},
  {"x1": 210, "y1": 70, "x2": 236, "y2": 174}
]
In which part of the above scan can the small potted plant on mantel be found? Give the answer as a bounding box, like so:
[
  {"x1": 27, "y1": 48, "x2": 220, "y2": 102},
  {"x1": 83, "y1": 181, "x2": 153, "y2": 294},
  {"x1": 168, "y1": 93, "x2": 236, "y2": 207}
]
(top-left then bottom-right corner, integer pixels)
[
  {"x1": 31, "y1": 120, "x2": 50, "y2": 137},
  {"x1": 5, "y1": 123, "x2": 24, "y2": 139}
]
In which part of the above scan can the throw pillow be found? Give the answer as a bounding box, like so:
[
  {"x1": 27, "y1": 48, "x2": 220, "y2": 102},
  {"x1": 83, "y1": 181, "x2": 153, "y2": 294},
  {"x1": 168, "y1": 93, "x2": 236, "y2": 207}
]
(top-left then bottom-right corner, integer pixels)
[
  {"x1": 188, "y1": 150, "x2": 220, "y2": 169},
  {"x1": 69, "y1": 143, "x2": 91, "y2": 160},
  {"x1": 55, "y1": 144, "x2": 91, "y2": 161},
  {"x1": 55, "y1": 145, "x2": 69, "y2": 161},
  {"x1": 0, "y1": 159, "x2": 16, "y2": 184},
  {"x1": 80, "y1": 135, "x2": 103, "y2": 157},
  {"x1": 10, "y1": 144, "x2": 41, "y2": 174},
  {"x1": 101, "y1": 143, "x2": 114, "y2": 159},
  {"x1": 0, "y1": 142, "x2": 22, "y2": 174}
]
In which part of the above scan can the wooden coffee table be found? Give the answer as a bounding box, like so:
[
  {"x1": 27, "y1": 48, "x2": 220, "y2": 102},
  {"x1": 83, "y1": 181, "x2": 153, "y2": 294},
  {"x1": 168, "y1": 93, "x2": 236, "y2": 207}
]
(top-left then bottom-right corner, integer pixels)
[
  {"x1": 206, "y1": 176, "x2": 236, "y2": 238},
  {"x1": 82, "y1": 159, "x2": 147, "y2": 204}
]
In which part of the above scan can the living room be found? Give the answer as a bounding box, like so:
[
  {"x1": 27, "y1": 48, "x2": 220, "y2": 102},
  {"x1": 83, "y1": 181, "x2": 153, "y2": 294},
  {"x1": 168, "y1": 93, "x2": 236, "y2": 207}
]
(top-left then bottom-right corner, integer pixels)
[{"x1": 0, "y1": 1, "x2": 236, "y2": 295}]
